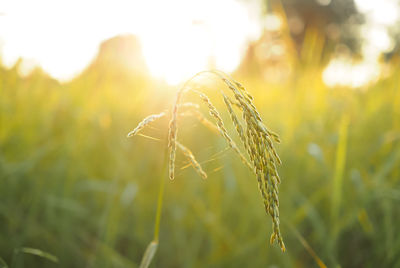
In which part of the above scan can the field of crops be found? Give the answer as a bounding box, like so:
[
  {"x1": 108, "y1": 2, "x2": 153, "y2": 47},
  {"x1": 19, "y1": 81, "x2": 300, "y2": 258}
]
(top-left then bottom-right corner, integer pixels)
[{"x1": 1, "y1": 42, "x2": 400, "y2": 267}]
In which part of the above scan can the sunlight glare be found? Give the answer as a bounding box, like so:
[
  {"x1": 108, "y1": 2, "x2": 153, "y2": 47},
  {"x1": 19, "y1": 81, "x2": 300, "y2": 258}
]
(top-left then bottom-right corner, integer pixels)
[
  {"x1": 355, "y1": 0, "x2": 399, "y2": 26},
  {"x1": 322, "y1": 58, "x2": 380, "y2": 88},
  {"x1": 0, "y1": 0, "x2": 262, "y2": 84}
]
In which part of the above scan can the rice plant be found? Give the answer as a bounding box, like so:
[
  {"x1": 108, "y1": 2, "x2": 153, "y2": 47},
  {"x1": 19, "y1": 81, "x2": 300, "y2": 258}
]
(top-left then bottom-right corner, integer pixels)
[{"x1": 128, "y1": 70, "x2": 285, "y2": 267}]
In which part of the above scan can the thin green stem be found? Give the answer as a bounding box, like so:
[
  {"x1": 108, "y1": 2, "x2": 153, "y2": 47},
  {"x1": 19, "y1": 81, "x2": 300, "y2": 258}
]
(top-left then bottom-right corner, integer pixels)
[
  {"x1": 139, "y1": 137, "x2": 169, "y2": 268},
  {"x1": 153, "y1": 139, "x2": 169, "y2": 242}
]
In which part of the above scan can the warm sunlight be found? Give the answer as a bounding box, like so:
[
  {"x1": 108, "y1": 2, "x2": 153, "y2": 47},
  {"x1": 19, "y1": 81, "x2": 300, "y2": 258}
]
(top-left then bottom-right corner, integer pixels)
[
  {"x1": 2, "y1": 0, "x2": 400, "y2": 267},
  {"x1": 0, "y1": 0, "x2": 262, "y2": 84}
]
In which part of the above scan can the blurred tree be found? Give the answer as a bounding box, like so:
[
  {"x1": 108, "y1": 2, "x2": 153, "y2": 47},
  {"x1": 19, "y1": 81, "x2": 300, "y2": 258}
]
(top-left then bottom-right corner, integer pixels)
[
  {"x1": 71, "y1": 34, "x2": 151, "y2": 92},
  {"x1": 385, "y1": 6, "x2": 400, "y2": 60},
  {"x1": 84, "y1": 35, "x2": 149, "y2": 77},
  {"x1": 266, "y1": 0, "x2": 364, "y2": 55},
  {"x1": 236, "y1": 0, "x2": 365, "y2": 81}
]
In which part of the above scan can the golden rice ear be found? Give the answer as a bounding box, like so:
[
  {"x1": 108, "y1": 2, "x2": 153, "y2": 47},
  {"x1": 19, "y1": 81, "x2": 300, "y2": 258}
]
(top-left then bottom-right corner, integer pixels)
[
  {"x1": 165, "y1": 70, "x2": 284, "y2": 250},
  {"x1": 194, "y1": 90, "x2": 253, "y2": 170},
  {"x1": 178, "y1": 102, "x2": 220, "y2": 133},
  {"x1": 270, "y1": 232, "x2": 277, "y2": 244},
  {"x1": 222, "y1": 93, "x2": 246, "y2": 148},
  {"x1": 191, "y1": 110, "x2": 220, "y2": 133},
  {"x1": 168, "y1": 90, "x2": 185, "y2": 180},
  {"x1": 176, "y1": 141, "x2": 207, "y2": 179},
  {"x1": 127, "y1": 112, "x2": 166, "y2": 137},
  {"x1": 217, "y1": 73, "x2": 284, "y2": 250}
]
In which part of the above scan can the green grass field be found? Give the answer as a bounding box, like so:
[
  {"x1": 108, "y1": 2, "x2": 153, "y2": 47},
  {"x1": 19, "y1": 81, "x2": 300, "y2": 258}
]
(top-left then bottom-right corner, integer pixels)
[{"x1": 1, "y1": 52, "x2": 400, "y2": 267}]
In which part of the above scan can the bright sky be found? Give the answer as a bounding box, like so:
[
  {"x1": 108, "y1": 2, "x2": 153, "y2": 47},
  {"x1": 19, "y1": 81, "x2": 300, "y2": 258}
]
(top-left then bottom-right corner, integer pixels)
[
  {"x1": 1, "y1": 0, "x2": 399, "y2": 87},
  {"x1": 323, "y1": 0, "x2": 399, "y2": 87},
  {"x1": 0, "y1": 0, "x2": 263, "y2": 84}
]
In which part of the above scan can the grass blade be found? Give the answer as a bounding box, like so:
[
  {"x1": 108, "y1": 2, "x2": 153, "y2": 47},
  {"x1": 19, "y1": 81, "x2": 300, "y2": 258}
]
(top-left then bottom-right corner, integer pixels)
[
  {"x1": 13, "y1": 247, "x2": 58, "y2": 265},
  {"x1": 0, "y1": 257, "x2": 8, "y2": 268},
  {"x1": 331, "y1": 115, "x2": 349, "y2": 222},
  {"x1": 288, "y1": 223, "x2": 327, "y2": 268},
  {"x1": 139, "y1": 241, "x2": 158, "y2": 268}
]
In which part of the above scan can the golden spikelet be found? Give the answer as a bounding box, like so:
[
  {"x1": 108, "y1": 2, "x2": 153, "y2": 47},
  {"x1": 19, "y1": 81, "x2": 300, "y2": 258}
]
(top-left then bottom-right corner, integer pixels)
[
  {"x1": 127, "y1": 112, "x2": 166, "y2": 137},
  {"x1": 176, "y1": 141, "x2": 207, "y2": 179},
  {"x1": 168, "y1": 90, "x2": 184, "y2": 180},
  {"x1": 218, "y1": 73, "x2": 285, "y2": 251},
  {"x1": 222, "y1": 93, "x2": 247, "y2": 148},
  {"x1": 178, "y1": 103, "x2": 219, "y2": 133},
  {"x1": 194, "y1": 90, "x2": 253, "y2": 171},
  {"x1": 190, "y1": 110, "x2": 220, "y2": 134}
]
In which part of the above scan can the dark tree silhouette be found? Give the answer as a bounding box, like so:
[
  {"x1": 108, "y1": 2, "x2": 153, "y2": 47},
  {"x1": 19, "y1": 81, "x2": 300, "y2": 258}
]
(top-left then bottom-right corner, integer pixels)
[{"x1": 266, "y1": 0, "x2": 364, "y2": 54}]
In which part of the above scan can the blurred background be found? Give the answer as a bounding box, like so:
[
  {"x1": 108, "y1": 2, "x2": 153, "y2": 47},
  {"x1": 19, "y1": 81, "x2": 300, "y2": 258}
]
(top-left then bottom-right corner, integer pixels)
[{"x1": 1, "y1": 0, "x2": 399, "y2": 267}]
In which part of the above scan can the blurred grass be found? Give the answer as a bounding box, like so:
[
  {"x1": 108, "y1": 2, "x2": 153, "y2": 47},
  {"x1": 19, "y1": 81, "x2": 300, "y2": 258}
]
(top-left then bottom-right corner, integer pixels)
[{"x1": 1, "y1": 50, "x2": 400, "y2": 268}]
